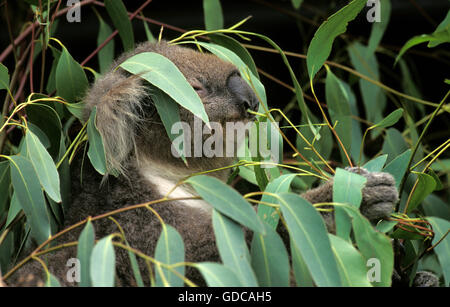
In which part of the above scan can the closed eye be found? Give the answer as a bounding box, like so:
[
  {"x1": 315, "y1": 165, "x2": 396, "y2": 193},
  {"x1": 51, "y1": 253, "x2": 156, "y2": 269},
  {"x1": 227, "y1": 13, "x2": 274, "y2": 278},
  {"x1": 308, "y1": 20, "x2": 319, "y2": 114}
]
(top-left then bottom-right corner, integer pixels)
[{"x1": 190, "y1": 79, "x2": 208, "y2": 98}]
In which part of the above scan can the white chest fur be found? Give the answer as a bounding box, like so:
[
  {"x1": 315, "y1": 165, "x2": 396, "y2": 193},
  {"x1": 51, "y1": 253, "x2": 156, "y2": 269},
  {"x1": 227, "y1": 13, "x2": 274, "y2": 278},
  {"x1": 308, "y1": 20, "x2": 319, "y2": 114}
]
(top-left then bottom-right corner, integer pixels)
[{"x1": 140, "y1": 165, "x2": 212, "y2": 214}]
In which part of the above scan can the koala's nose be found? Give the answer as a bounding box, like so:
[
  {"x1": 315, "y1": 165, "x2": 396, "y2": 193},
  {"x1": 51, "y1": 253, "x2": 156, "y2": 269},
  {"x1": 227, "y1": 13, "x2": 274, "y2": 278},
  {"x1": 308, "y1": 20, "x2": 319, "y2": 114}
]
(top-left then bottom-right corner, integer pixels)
[{"x1": 227, "y1": 74, "x2": 259, "y2": 113}]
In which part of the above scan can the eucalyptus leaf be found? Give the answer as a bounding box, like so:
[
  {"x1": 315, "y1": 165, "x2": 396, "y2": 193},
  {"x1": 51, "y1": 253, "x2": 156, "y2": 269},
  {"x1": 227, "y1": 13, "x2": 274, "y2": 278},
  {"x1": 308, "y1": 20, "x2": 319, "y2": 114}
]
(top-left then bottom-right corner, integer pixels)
[
  {"x1": 154, "y1": 224, "x2": 185, "y2": 287},
  {"x1": 258, "y1": 174, "x2": 296, "y2": 229},
  {"x1": 426, "y1": 217, "x2": 450, "y2": 286},
  {"x1": 90, "y1": 235, "x2": 116, "y2": 287},
  {"x1": 194, "y1": 262, "x2": 243, "y2": 287},
  {"x1": 329, "y1": 234, "x2": 372, "y2": 287},
  {"x1": 87, "y1": 107, "x2": 107, "y2": 175},
  {"x1": 77, "y1": 220, "x2": 95, "y2": 287},
  {"x1": 104, "y1": 0, "x2": 134, "y2": 51},
  {"x1": 25, "y1": 130, "x2": 61, "y2": 203},
  {"x1": 250, "y1": 222, "x2": 290, "y2": 286},
  {"x1": 203, "y1": 0, "x2": 224, "y2": 31},
  {"x1": 0, "y1": 63, "x2": 10, "y2": 90},
  {"x1": 187, "y1": 175, "x2": 265, "y2": 234},
  {"x1": 212, "y1": 210, "x2": 258, "y2": 286},
  {"x1": 307, "y1": 0, "x2": 366, "y2": 80},
  {"x1": 277, "y1": 192, "x2": 342, "y2": 286},
  {"x1": 9, "y1": 155, "x2": 52, "y2": 244},
  {"x1": 120, "y1": 52, "x2": 209, "y2": 125},
  {"x1": 55, "y1": 46, "x2": 88, "y2": 103}
]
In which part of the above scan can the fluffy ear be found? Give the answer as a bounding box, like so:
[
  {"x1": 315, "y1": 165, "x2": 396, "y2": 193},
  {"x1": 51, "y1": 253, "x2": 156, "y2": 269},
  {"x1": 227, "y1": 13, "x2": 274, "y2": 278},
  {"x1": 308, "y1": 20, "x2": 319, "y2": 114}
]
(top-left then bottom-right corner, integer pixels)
[{"x1": 83, "y1": 70, "x2": 147, "y2": 175}]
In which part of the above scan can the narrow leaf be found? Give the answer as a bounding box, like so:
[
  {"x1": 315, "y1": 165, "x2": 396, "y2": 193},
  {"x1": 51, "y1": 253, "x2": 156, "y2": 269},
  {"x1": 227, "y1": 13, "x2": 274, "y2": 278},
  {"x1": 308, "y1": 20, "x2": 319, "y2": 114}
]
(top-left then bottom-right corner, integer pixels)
[
  {"x1": 104, "y1": 0, "x2": 134, "y2": 51},
  {"x1": 277, "y1": 192, "x2": 342, "y2": 286},
  {"x1": 406, "y1": 172, "x2": 436, "y2": 213},
  {"x1": 203, "y1": 0, "x2": 224, "y2": 31},
  {"x1": 328, "y1": 234, "x2": 372, "y2": 287},
  {"x1": 194, "y1": 262, "x2": 243, "y2": 287},
  {"x1": 426, "y1": 217, "x2": 450, "y2": 286},
  {"x1": 307, "y1": 0, "x2": 366, "y2": 79},
  {"x1": 120, "y1": 52, "x2": 209, "y2": 125},
  {"x1": 55, "y1": 46, "x2": 88, "y2": 103},
  {"x1": 212, "y1": 210, "x2": 258, "y2": 286},
  {"x1": 383, "y1": 149, "x2": 412, "y2": 188},
  {"x1": 187, "y1": 175, "x2": 265, "y2": 234},
  {"x1": 250, "y1": 222, "x2": 290, "y2": 286},
  {"x1": 25, "y1": 130, "x2": 61, "y2": 202},
  {"x1": 77, "y1": 220, "x2": 95, "y2": 287},
  {"x1": 257, "y1": 174, "x2": 296, "y2": 229},
  {"x1": 87, "y1": 107, "x2": 107, "y2": 175},
  {"x1": 363, "y1": 155, "x2": 388, "y2": 172},
  {"x1": 154, "y1": 225, "x2": 185, "y2": 287},
  {"x1": 9, "y1": 155, "x2": 52, "y2": 244},
  {"x1": 90, "y1": 235, "x2": 116, "y2": 287}
]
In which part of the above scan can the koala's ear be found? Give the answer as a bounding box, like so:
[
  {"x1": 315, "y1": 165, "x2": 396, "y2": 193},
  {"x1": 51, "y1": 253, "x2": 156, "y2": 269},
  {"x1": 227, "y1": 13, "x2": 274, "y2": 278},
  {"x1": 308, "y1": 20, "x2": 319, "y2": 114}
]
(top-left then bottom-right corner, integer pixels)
[{"x1": 83, "y1": 71, "x2": 147, "y2": 175}]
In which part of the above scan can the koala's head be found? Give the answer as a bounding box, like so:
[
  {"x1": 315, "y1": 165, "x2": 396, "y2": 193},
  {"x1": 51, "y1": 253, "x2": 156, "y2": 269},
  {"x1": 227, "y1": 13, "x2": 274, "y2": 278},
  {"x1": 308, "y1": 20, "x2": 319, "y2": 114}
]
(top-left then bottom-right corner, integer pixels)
[{"x1": 84, "y1": 41, "x2": 259, "y2": 176}]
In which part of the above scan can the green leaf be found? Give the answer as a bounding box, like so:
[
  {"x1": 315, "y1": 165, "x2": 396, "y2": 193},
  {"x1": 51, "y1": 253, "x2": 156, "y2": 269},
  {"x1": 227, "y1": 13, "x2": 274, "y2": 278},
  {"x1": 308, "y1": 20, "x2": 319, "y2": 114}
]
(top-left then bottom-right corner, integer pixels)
[
  {"x1": 26, "y1": 103, "x2": 62, "y2": 158},
  {"x1": 87, "y1": 107, "x2": 107, "y2": 175},
  {"x1": 45, "y1": 273, "x2": 61, "y2": 287},
  {"x1": 142, "y1": 17, "x2": 156, "y2": 42},
  {"x1": 203, "y1": 0, "x2": 224, "y2": 31},
  {"x1": 348, "y1": 42, "x2": 386, "y2": 126},
  {"x1": 77, "y1": 220, "x2": 95, "y2": 287},
  {"x1": 9, "y1": 155, "x2": 52, "y2": 244},
  {"x1": 341, "y1": 205, "x2": 394, "y2": 287},
  {"x1": 97, "y1": 15, "x2": 115, "y2": 74},
  {"x1": 329, "y1": 234, "x2": 372, "y2": 287},
  {"x1": 0, "y1": 63, "x2": 10, "y2": 90},
  {"x1": 90, "y1": 235, "x2": 116, "y2": 287},
  {"x1": 277, "y1": 192, "x2": 342, "y2": 286},
  {"x1": 422, "y1": 194, "x2": 450, "y2": 221},
  {"x1": 120, "y1": 52, "x2": 209, "y2": 125},
  {"x1": 250, "y1": 222, "x2": 290, "y2": 286},
  {"x1": 150, "y1": 86, "x2": 186, "y2": 163},
  {"x1": 187, "y1": 175, "x2": 264, "y2": 234},
  {"x1": 363, "y1": 155, "x2": 388, "y2": 172},
  {"x1": 291, "y1": 0, "x2": 304, "y2": 9},
  {"x1": 406, "y1": 172, "x2": 436, "y2": 213},
  {"x1": 426, "y1": 217, "x2": 450, "y2": 286},
  {"x1": 372, "y1": 108, "x2": 404, "y2": 129},
  {"x1": 333, "y1": 168, "x2": 367, "y2": 240},
  {"x1": 428, "y1": 10, "x2": 450, "y2": 48},
  {"x1": 257, "y1": 174, "x2": 296, "y2": 229},
  {"x1": 325, "y1": 68, "x2": 352, "y2": 162},
  {"x1": 367, "y1": 0, "x2": 391, "y2": 54},
  {"x1": 209, "y1": 34, "x2": 259, "y2": 78},
  {"x1": 104, "y1": 0, "x2": 134, "y2": 51},
  {"x1": 66, "y1": 101, "x2": 84, "y2": 121},
  {"x1": 154, "y1": 225, "x2": 185, "y2": 287},
  {"x1": 383, "y1": 149, "x2": 412, "y2": 188},
  {"x1": 5, "y1": 192, "x2": 21, "y2": 229},
  {"x1": 291, "y1": 239, "x2": 314, "y2": 286},
  {"x1": 25, "y1": 130, "x2": 61, "y2": 203},
  {"x1": 55, "y1": 46, "x2": 88, "y2": 103},
  {"x1": 194, "y1": 262, "x2": 243, "y2": 287},
  {"x1": 381, "y1": 128, "x2": 408, "y2": 164},
  {"x1": 0, "y1": 161, "x2": 10, "y2": 214},
  {"x1": 212, "y1": 210, "x2": 258, "y2": 286},
  {"x1": 307, "y1": 0, "x2": 366, "y2": 80}
]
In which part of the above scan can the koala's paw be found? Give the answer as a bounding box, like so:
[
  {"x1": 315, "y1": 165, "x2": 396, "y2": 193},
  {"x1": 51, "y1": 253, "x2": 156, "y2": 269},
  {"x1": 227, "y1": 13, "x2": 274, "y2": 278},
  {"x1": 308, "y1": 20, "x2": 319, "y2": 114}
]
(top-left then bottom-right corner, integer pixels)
[
  {"x1": 345, "y1": 167, "x2": 398, "y2": 221},
  {"x1": 413, "y1": 271, "x2": 440, "y2": 287}
]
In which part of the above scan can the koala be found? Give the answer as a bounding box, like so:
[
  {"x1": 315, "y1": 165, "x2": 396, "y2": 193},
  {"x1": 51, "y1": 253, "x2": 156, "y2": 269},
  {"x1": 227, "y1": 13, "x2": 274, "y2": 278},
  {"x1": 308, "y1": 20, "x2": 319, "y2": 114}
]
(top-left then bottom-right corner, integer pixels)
[{"x1": 7, "y1": 41, "x2": 399, "y2": 287}]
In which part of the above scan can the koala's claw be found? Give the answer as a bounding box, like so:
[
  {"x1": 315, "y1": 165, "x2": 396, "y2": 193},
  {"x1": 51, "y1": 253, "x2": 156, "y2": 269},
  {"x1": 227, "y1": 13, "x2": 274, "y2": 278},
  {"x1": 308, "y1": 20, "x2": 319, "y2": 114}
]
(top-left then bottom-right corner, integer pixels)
[{"x1": 346, "y1": 167, "x2": 398, "y2": 221}]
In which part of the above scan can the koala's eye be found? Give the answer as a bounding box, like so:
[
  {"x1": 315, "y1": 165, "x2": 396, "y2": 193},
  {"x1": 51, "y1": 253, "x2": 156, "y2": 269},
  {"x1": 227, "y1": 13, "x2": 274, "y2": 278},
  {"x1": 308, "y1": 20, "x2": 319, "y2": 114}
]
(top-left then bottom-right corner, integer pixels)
[{"x1": 190, "y1": 79, "x2": 208, "y2": 98}]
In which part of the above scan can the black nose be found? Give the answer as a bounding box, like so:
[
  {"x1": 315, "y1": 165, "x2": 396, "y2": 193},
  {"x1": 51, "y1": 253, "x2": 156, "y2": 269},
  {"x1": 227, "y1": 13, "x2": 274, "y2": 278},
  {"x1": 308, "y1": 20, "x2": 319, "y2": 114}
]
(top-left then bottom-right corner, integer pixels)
[{"x1": 227, "y1": 74, "x2": 259, "y2": 113}]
